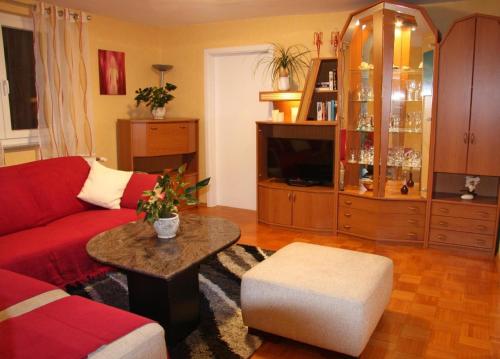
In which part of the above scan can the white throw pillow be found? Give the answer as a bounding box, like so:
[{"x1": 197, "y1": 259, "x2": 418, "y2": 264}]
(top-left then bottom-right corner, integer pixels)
[{"x1": 77, "y1": 161, "x2": 133, "y2": 209}]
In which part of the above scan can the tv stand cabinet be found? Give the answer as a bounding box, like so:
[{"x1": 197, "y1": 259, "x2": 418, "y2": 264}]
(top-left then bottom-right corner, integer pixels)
[{"x1": 256, "y1": 121, "x2": 337, "y2": 232}]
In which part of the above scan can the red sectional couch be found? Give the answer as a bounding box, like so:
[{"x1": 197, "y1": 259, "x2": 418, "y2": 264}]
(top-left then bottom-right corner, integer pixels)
[{"x1": 0, "y1": 156, "x2": 157, "y2": 287}]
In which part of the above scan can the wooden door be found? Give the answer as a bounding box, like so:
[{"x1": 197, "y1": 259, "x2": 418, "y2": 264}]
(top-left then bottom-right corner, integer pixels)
[
  {"x1": 467, "y1": 16, "x2": 500, "y2": 176},
  {"x1": 257, "y1": 186, "x2": 292, "y2": 226},
  {"x1": 292, "y1": 191, "x2": 335, "y2": 230},
  {"x1": 434, "y1": 17, "x2": 476, "y2": 173}
]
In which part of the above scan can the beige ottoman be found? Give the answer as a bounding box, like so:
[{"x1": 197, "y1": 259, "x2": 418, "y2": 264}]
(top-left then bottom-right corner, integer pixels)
[{"x1": 241, "y1": 242, "x2": 393, "y2": 357}]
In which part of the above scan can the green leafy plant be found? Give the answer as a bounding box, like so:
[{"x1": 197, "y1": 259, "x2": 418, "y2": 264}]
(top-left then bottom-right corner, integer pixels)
[
  {"x1": 135, "y1": 83, "x2": 177, "y2": 109},
  {"x1": 256, "y1": 43, "x2": 311, "y2": 86},
  {"x1": 136, "y1": 164, "x2": 210, "y2": 223}
]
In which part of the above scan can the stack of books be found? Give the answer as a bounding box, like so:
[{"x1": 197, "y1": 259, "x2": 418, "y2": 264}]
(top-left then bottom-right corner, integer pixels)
[{"x1": 316, "y1": 100, "x2": 337, "y2": 121}]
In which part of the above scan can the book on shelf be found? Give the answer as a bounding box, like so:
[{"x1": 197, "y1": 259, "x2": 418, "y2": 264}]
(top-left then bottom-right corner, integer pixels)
[{"x1": 316, "y1": 100, "x2": 337, "y2": 121}]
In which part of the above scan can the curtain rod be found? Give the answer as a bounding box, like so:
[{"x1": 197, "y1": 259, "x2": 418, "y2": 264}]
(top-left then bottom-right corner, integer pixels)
[{"x1": 3, "y1": 0, "x2": 92, "y2": 21}]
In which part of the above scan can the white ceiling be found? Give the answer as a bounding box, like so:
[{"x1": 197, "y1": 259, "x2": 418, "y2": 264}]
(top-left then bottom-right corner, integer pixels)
[{"x1": 50, "y1": 0, "x2": 452, "y2": 26}]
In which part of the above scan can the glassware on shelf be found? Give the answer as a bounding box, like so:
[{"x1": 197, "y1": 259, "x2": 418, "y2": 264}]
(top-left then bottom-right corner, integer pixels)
[
  {"x1": 413, "y1": 112, "x2": 422, "y2": 132},
  {"x1": 355, "y1": 85, "x2": 374, "y2": 101},
  {"x1": 359, "y1": 145, "x2": 374, "y2": 165},
  {"x1": 357, "y1": 111, "x2": 374, "y2": 131},
  {"x1": 406, "y1": 80, "x2": 422, "y2": 101},
  {"x1": 389, "y1": 114, "x2": 401, "y2": 132},
  {"x1": 348, "y1": 148, "x2": 358, "y2": 164},
  {"x1": 405, "y1": 112, "x2": 414, "y2": 131}
]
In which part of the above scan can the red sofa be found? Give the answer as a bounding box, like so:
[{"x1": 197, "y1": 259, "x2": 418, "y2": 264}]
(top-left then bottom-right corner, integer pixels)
[{"x1": 0, "y1": 156, "x2": 157, "y2": 287}]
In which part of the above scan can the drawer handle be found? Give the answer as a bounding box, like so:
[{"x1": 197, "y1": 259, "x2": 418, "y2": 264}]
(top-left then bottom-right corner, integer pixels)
[
  {"x1": 438, "y1": 221, "x2": 448, "y2": 227},
  {"x1": 476, "y1": 225, "x2": 487, "y2": 231},
  {"x1": 344, "y1": 200, "x2": 352, "y2": 206},
  {"x1": 438, "y1": 208, "x2": 449, "y2": 214},
  {"x1": 407, "y1": 232, "x2": 417, "y2": 239},
  {"x1": 407, "y1": 206, "x2": 418, "y2": 212},
  {"x1": 407, "y1": 219, "x2": 417, "y2": 225},
  {"x1": 476, "y1": 211, "x2": 489, "y2": 218},
  {"x1": 475, "y1": 238, "x2": 486, "y2": 245},
  {"x1": 179, "y1": 125, "x2": 187, "y2": 129},
  {"x1": 150, "y1": 127, "x2": 158, "y2": 130},
  {"x1": 344, "y1": 213, "x2": 352, "y2": 218},
  {"x1": 343, "y1": 224, "x2": 352, "y2": 229},
  {"x1": 437, "y1": 234, "x2": 447, "y2": 241}
]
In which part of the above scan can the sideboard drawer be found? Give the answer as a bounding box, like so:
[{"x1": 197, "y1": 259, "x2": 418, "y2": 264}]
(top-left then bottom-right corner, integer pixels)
[
  {"x1": 145, "y1": 122, "x2": 196, "y2": 155},
  {"x1": 429, "y1": 229, "x2": 494, "y2": 249},
  {"x1": 339, "y1": 207, "x2": 424, "y2": 242},
  {"x1": 431, "y1": 202, "x2": 497, "y2": 221},
  {"x1": 431, "y1": 215, "x2": 495, "y2": 235},
  {"x1": 339, "y1": 194, "x2": 425, "y2": 215}
]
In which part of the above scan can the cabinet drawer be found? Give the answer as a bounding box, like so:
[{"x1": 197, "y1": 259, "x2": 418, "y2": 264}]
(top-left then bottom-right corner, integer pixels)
[
  {"x1": 431, "y1": 202, "x2": 497, "y2": 221},
  {"x1": 339, "y1": 194, "x2": 425, "y2": 215},
  {"x1": 147, "y1": 123, "x2": 196, "y2": 155},
  {"x1": 429, "y1": 229, "x2": 494, "y2": 249},
  {"x1": 431, "y1": 215, "x2": 495, "y2": 235},
  {"x1": 338, "y1": 207, "x2": 424, "y2": 242}
]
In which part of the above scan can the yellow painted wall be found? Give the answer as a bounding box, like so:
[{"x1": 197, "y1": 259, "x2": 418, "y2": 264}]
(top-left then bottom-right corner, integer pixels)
[
  {"x1": 159, "y1": 0, "x2": 500, "y2": 179},
  {"x1": 1, "y1": 0, "x2": 499, "y2": 171}
]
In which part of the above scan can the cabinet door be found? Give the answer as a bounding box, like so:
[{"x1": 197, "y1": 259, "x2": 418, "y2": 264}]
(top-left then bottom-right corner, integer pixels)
[
  {"x1": 434, "y1": 17, "x2": 476, "y2": 173},
  {"x1": 257, "y1": 186, "x2": 292, "y2": 226},
  {"x1": 292, "y1": 191, "x2": 335, "y2": 230},
  {"x1": 467, "y1": 17, "x2": 500, "y2": 176}
]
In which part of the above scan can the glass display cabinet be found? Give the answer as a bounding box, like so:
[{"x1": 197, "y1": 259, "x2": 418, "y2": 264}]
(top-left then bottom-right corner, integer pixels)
[{"x1": 339, "y1": 2, "x2": 437, "y2": 200}]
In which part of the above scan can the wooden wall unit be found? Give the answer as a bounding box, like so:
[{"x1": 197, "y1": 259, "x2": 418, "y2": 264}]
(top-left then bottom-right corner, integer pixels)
[
  {"x1": 337, "y1": 2, "x2": 437, "y2": 244},
  {"x1": 117, "y1": 118, "x2": 199, "y2": 184},
  {"x1": 429, "y1": 14, "x2": 500, "y2": 256},
  {"x1": 256, "y1": 121, "x2": 336, "y2": 232}
]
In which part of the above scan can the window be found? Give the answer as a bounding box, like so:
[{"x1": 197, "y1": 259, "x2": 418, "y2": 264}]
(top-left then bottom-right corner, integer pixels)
[{"x1": 0, "y1": 13, "x2": 38, "y2": 148}]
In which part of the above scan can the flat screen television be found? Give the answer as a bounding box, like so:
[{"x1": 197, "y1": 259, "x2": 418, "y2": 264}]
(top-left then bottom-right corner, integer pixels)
[{"x1": 267, "y1": 137, "x2": 334, "y2": 186}]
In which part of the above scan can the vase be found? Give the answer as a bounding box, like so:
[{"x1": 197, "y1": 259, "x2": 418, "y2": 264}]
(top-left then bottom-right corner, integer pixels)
[
  {"x1": 407, "y1": 172, "x2": 414, "y2": 187},
  {"x1": 151, "y1": 106, "x2": 166, "y2": 120},
  {"x1": 278, "y1": 76, "x2": 290, "y2": 91},
  {"x1": 153, "y1": 213, "x2": 179, "y2": 239}
]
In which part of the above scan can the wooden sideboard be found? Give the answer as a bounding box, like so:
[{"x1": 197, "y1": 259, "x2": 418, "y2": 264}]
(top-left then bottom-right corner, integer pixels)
[{"x1": 116, "y1": 118, "x2": 199, "y2": 185}]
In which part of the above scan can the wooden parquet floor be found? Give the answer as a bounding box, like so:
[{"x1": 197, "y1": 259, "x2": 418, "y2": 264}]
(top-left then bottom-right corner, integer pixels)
[{"x1": 187, "y1": 206, "x2": 500, "y2": 358}]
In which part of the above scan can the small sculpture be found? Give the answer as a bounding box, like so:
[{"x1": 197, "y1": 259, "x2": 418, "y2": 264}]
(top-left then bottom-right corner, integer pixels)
[
  {"x1": 313, "y1": 32, "x2": 323, "y2": 58},
  {"x1": 331, "y1": 31, "x2": 340, "y2": 57},
  {"x1": 461, "y1": 176, "x2": 480, "y2": 200}
]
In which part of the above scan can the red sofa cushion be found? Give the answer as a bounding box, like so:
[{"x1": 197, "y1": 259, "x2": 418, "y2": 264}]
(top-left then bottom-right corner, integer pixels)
[
  {"x1": 121, "y1": 172, "x2": 158, "y2": 209},
  {"x1": 0, "y1": 269, "x2": 58, "y2": 311},
  {"x1": 0, "y1": 209, "x2": 139, "y2": 287},
  {"x1": 0, "y1": 295, "x2": 152, "y2": 359},
  {"x1": 0, "y1": 156, "x2": 94, "y2": 236}
]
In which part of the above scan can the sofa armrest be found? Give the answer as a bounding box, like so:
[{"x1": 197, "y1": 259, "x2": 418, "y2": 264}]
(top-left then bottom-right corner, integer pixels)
[{"x1": 121, "y1": 173, "x2": 158, "y2": 210}]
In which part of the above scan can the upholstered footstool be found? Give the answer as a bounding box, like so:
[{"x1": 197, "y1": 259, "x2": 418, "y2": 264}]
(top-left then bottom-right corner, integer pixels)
[{"x1": 241, "y1": 242, "x2": 393, "y2": 357}]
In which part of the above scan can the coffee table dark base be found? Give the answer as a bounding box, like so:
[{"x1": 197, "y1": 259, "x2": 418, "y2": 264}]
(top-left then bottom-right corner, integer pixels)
[{"x1": 127, "y1": 265, "x2": 200, "y2": 346}]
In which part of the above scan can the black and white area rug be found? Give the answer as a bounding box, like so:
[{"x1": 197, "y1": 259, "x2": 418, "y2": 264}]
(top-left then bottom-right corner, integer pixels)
[{"x1": 67, "y1": 244, "x2": 274, "y2": 359}]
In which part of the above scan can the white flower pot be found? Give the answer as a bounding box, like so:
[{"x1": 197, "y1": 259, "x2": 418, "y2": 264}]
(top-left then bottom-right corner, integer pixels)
[
  {"x1": 153, "y1": 214, "x2": 179, "y2": 239},
  {"x1": 151, "y1": 106, "x2": 166, "y2": 120},
  {"x1": 278, "y1": 76, "x2": 290, "y2": 91}
]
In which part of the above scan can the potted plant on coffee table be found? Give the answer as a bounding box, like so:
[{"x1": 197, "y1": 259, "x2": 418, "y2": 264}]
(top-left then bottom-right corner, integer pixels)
[
  {"x1": 137, "y1": 164, "x2": 210, "y2": 239},
  {"x1": 135, "y1": 83, "x2": 177, "y2": 119},
  {"x1": 256, "y1": 43, "x2": 310, "y2": 91}
]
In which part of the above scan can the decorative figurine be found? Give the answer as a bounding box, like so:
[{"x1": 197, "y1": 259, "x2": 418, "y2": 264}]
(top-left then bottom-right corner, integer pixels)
[
  {"x1": 400, "y1": 182, "x2": 409, "y2": 195},
  {"x1": 313, "y1": 32, "x2": 323, "y2": 58},
  {"x1": 331, "y1": 31, "x2": 340, "y2": 57},
  {"x1": 461, "y1": 176, "x2": 480, "y2": 200}
]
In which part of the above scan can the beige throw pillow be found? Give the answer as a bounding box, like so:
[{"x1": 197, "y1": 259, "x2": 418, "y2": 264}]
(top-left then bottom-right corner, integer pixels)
[{"x1": 77, "y1": 161, "x2": 133, "y2": 209}]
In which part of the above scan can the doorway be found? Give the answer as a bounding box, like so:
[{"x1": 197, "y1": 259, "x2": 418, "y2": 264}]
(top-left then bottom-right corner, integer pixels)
[{"x1": 205, "y1": 45, "x2": 271, "y2": 210}]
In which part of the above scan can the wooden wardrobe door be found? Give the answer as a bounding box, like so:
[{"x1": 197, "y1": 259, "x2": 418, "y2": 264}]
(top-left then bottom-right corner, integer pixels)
[
  {"x1": 467, "y1": 16, "x2": 500, "y2": 176},
  {"x1": 434, "y1": 17, "x2": 476, "y2": 174}
]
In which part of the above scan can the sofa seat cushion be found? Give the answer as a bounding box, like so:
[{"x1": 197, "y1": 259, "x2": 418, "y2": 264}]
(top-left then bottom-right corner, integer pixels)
[
  {"x1": 0, "y1": 269, "x2": 68, "y2": 322},
  {"x1": 0, "y1": 296, "x2": 158, "y2": 359},
  {"x1": 0, "y1": 209, "x2": 139, "y2": 287}
]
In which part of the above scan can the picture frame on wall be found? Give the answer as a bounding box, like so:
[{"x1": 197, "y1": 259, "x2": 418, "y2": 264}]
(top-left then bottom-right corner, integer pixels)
[{"x1": 98, "y1": 49, "x2": 126, "y2": 95}]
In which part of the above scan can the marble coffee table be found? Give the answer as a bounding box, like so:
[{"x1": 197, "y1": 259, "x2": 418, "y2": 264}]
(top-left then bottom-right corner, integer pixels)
[{"x1": 87, "y1": 214, "x2": 240, "y2": 345}]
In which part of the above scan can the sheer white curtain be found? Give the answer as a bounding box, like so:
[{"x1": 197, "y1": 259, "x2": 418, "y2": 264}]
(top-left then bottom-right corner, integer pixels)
[{"x1": 33, "y1": 2, "x2": 94, "y2": 159}]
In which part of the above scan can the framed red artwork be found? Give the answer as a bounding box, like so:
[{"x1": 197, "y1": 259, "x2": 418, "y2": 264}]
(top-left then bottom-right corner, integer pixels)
[{"x1": 98, "y1": 49, "x2": 126, "y2": 95}]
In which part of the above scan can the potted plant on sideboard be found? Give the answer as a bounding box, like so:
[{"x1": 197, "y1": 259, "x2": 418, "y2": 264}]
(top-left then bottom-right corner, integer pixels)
[
  {"x1": 137, "y1": 164, "x2": 210, "y2": 239},
  {"x1": 135, "y1": 83, "x2": 177, "y2": 119}
]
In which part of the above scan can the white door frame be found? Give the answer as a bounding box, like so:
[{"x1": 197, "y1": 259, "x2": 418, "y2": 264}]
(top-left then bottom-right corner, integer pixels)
[{"x1": 204, "y1": 44, "x2": 272, "y2": 207}]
